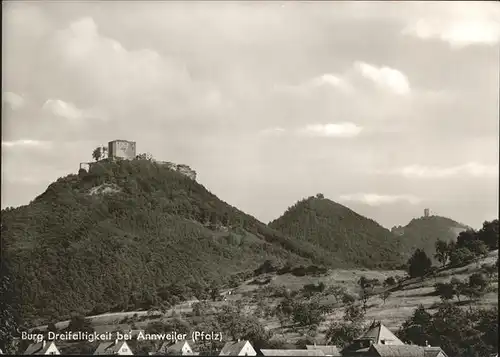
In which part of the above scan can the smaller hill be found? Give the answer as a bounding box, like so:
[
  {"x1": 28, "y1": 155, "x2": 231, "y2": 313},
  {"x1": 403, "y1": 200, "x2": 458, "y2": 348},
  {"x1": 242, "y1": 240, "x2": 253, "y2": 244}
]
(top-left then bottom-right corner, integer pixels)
[
  {"x1": 393, "y1": 215, "x2": 469, "y2": 260},
  {"x1": 269, "y1": 195, "x2": 405, "y2": 269}
]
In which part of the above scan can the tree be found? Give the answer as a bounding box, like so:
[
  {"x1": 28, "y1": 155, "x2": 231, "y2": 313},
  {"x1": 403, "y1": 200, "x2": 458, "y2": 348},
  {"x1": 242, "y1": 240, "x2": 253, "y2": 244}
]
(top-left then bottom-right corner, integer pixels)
[
  {"x1": 456, "y1": 229, "x2": 478, "y2": 249},
  {"x1": 292, "y1": 302, "x2": 324, "y2": 327},
  {"x1": 434, "y1": 282, "x2": 455, "y2": 301},
  {"x1": 47, "y1": 322, "x2": 58, "y2": 333},
  {"x1": 447, "y1": 240, "x2": 456, "y2": 255},
  {"x1": 0, "y1": 264, "x2": 18, "y2": 354},
  {"x1": 343, "y1": 304, "x2": 365, "y2": 325},
  {"x1": 192, "y1": 301, "x2": 210, "y2": 316},
  {"x1": 463, "y1": 273, "x2": 489, "y2": 308},
  {"x1": 435, "y1": 239, "x2": 450, "y2": 267},
  {"x1": 359, "y1": 289, "x2": 371, "y2": 312},
  {"x1": 92, "y1": 147, "x2": 102, "y2": 161},
  {"x1": 407, "y1": 249, "x2": 432, "y2": 278},
  {"x1": 481, "y1": 264, "x2": 497, "y2": 281},
  {"x1": 383, "y1": 276, "x2": 396, "y2": 287},
  {"x1": 379, "y1": 290, "x2": 391, "y2": 305},
  {"x1": 468, "y1": 240, "x2": 489, "y2": 258},
  {"x1": 238, "y1": 317, "x2": 272, "y2": 351},
  {"x1": 316, "y1": 193, "x2": 324, "y2": 199},
  {"x1": 358, "y1": 276, "x2": 370, "y2": 290},
  {"x1": 67, "y1": 315, "x2": 94, "y2": 335},
  {"x1": 449, "y1": 247, "x2": 475, "y2": 267},
  {"x1": 397, "y1": 305, "x2": 432, "y2": 347},
  {"x1": 221, "y1": 212, "x2": 229, "y2": 227},
  {"x1": 209, "y1": 211, "x2": 218, "y2": 229},
  {"x1": 398, "y1": 303, "x2": 498, "y2": 357},
  {"x1": 477, "y1": 220, "x2": 499, "y2": 251},
  {"x1": 450, "y1": 277, "x2": 466, "y2": 302},
  {"x1": 468, "y1": 273, "x2": 489, "y2": 293},
  {"x1": 209, "y1": 283, "x2": 220, "y2": 302},
  {"x1": 276, "y1": 296, "x2": 294, "y2": 318},
  {"x1": 326, "y1": 321, "x2": 362, "y2": 348},
  {"x1": 342, "y1": 293, "x2": 356, "y2": 305}
]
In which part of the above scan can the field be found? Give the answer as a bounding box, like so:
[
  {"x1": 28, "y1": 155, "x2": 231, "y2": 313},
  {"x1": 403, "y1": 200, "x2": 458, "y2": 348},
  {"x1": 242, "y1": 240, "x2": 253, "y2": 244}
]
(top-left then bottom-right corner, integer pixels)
[{"x1": 30, "y1": 250, "x2": 498, "y2": 352}]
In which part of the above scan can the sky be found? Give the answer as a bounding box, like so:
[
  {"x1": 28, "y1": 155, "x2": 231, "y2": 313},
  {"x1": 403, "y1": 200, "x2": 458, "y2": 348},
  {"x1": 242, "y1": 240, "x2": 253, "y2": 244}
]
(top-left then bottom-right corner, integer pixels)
[{"x1": 2, "y1": 1, "x2": 499, "y2": 229}]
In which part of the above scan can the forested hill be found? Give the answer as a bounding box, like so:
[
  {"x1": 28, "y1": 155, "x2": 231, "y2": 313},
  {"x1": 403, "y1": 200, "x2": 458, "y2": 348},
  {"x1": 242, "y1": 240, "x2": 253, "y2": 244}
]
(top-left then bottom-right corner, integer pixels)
[
  {"x1": 1, "y1": 159, "x2": 334, "y2": 324},
  {"x1": 393, "y1": 215, "x2": 469, "y2": 260},
  {"x1": 268, "y1": 195, "x2": 405, "y2": 269}
]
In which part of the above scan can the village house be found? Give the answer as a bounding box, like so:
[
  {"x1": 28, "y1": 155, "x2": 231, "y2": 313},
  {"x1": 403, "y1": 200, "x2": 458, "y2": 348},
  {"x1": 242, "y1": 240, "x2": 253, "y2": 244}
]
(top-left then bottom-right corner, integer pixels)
[
  {"x1": 260, "y1": 349, "x2": 325, "y2": 356},
  {"x1": 422, "y1": 346, "x2": 448, "y2": 357},
  {"x1": 341, "y1": 321, "x2": 405, "y2": 356},
  {"x1": 155, "y1": 340, "x2": 197, "y2": 355},
  {"x1": 306, "y1": 344, "x2": 342, "y2": 356},
  {"x1": 219, "y1": 340, "x2": 256, "y2": 356},
  {"x1": 24, "y1": 341, "x2": 60, "y2": 355},
  {"x1": 94, "y1": 339, "x2": 133, "y2": 355},
  {"x1": 341, "y1": 322, "x2": 447, "y2": 357}
]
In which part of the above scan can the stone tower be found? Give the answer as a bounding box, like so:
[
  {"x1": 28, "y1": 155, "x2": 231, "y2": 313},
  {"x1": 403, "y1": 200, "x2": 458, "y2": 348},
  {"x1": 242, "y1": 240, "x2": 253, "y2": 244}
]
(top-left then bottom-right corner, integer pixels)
[
  {"x1": 108, "y1": 140, "x2": 136, "y2": 160},
  {"x1": 424, "y1": 208, "x2": 430, "y2": 217}
]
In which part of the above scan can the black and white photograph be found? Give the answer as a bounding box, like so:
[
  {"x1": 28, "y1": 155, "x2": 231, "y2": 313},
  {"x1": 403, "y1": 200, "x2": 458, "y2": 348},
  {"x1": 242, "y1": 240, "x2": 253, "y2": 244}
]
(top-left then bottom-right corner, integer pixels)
[{"x1": 1, "y1": 1, "x2": 499, "y2": 356}]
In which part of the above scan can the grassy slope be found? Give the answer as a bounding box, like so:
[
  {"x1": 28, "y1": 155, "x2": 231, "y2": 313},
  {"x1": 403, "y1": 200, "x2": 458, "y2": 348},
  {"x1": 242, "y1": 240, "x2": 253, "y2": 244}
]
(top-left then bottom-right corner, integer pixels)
[{"x1": 269, "y1": 196, "x2": 405, "y2": 269}]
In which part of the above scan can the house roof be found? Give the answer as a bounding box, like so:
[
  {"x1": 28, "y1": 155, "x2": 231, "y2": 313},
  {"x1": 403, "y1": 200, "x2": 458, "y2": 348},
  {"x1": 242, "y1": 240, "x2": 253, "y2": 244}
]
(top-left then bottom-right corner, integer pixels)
[
  {"x1": 164, "y1": 340, "x2": 193, "y2": 354},
  {"x1": 24, "y1": 341, "x2": 57, "y2": 355},
  {"x1": 370, "y1": 344, "x2": 425, "y2": 357},
  {"x1": 358, "y1": 322, "x2": 404, "y2": 345},
  {"x1": 94, "y1": 340, "x2": 128, "y2": 355},
  {"x1": 306, "y1": 345, "x2": 341, "y2": 356},
  {"x1": 424, "y1": 347, "x2": 447, "y2": 357},
  {"x1": 219, "y1": 341, "x2": 250, "y2": 356},
  {"x1": 261, "y1": 349, "x2": 325, "y2": 356}
]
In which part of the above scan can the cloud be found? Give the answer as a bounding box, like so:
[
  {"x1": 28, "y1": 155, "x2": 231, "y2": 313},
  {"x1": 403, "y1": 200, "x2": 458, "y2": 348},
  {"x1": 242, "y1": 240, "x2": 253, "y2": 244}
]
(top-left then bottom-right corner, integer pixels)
[
  {"x1": 310, "y1": 74, "x2": 354, "y2": 93},
  {"x1": 339, "y1": 193, "x2": 422, "y2": 206},
  {"x1": 3, "y1": 92, "x2": 25, "y2": 110},
  {"x1": 354, "y1": 61, "x2": 410, "y2": 95},
  {"x1": 273, "y1": 73, "x2": 353, "y2": 96},
  {"x1": 276, "y1": 61, "x2": 410, "y2": 97},
  {"x1": 299, "y1": 123, "x2": 363, "y2": 138},
  {"x1": 403, "y1": 2, "x2": 500, "y2": 47},
  {"x1": 42, "y1": 99, "x2": 85, "y2": 121},
  {"x1": 49, "y1": 16, "x2": 209, "y2": 118},
  {"x1": 259, "y1": 127, "x2": 286, "y2": 136},
  {"x1": 2, "y1": 140, "x2": 51, "y2": 148},
  {"x1": 385, "y1": 162, "x2": 499, "y2": 179}
]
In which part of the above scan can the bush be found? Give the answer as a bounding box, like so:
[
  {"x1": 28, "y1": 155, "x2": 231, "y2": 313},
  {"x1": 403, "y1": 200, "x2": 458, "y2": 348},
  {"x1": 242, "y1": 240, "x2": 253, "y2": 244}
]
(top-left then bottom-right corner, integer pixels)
[
  {"x1": 66, "y1": 315, "x2": 94, "y2": 335},
  {"x1": 342, "y1": 293, "x2": 356, "y2": 305},
  {"x1": 449, "y1": 248, "x2": 476, "y2": 267},
  {"x1": 253, "y1": 260, "x2": 276, "y2": 276}
]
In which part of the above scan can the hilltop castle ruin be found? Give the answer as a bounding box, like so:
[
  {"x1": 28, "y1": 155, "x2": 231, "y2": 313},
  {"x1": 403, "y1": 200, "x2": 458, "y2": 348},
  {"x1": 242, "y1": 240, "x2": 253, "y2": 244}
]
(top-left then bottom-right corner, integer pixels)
[{"x1": 79, "y1": 140, "x2": 196, "y2": 180}]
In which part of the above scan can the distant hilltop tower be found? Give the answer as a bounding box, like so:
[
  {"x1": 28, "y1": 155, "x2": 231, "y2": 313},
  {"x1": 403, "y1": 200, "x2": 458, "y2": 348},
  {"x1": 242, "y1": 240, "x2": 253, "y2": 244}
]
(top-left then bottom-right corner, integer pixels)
[
  {"x1": 108, "y1": 139, "x2": 136, "y2": 160},
  {"x1": 424, "y1": 208, "x2": 430, "y2": 217}
]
